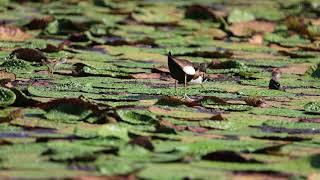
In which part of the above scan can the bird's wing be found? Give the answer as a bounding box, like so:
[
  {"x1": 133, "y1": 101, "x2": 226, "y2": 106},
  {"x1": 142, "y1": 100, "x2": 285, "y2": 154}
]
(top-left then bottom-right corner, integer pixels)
[{"x1": 168, "y1": 55, "x2": 195, "y2": 75}]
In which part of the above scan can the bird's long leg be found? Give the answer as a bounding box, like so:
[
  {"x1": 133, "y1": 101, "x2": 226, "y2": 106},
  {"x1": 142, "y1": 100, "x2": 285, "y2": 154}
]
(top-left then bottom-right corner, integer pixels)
[
  {"x1": 200, "y1": 82, "x2": 204, "y2": 89},
  {"x1": 184, "y1": 74, "x2": 187, "y2": 89},
  {"x1": 174, "y1": 79, "x2": 177, "y2": 93},
  {"x1": 184, "y1": 74, "x2": 190, "y2": 100}
]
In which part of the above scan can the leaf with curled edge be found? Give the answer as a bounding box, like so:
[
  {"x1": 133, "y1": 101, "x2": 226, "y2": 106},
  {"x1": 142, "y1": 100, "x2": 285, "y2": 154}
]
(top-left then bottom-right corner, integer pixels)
[
  {"x1": 36, "y1": 97, "x2": 111, "y2": 123},
  {"x1": 24, "y1": 16, "x2": 54, "y2": 30},
  {"x1": 10, "y1": 88, "x2": 41, "y2": 107},
  {"x1": 185, "y1": 4, "x2": 227, "y2": 20},
  {"x1": 37, "y1": 97, "x2": 110, "y2": 115},
  {"x1": 9, "y1": 48, "x2": 47, "y2": 62},
  {"x1": 155, "y1": 96, "x2": 199, "y2": 107},
  {"x1": 202, "y1": 150, "x2": 262, "y2": 163}
]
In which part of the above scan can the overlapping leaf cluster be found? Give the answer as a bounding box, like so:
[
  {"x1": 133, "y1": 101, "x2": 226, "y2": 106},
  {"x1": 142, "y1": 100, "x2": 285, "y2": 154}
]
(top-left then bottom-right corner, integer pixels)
[{"x1": 0, "y1": 0, "x2": 320, "y2": 179}]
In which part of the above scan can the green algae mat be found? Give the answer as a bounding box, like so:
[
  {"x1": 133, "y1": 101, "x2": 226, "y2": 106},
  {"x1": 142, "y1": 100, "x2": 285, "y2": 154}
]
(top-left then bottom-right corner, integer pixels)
[{"x1": 0, "y1": 0, "x2": 320, "y2": 179}]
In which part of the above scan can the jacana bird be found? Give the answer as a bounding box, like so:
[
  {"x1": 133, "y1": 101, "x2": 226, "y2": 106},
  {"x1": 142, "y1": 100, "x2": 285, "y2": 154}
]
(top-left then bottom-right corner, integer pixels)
[{"x1": 167, "y1": 52, "x2": 205, "y2": 97}]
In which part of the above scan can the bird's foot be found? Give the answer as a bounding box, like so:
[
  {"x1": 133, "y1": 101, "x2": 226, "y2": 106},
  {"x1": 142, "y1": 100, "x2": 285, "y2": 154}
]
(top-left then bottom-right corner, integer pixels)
[{"x1": 183, "y1": 93, "x2": 192, "y2": 101}]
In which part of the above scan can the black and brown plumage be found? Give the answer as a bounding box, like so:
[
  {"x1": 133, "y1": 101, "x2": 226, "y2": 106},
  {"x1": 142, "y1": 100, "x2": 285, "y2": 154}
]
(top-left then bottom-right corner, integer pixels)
[
  {"x1": 269, "y1": 69, "x2": 284, "y2": 91},
  {"x1": 167, "y1": 52, "x2": 206, "y2": 96}
]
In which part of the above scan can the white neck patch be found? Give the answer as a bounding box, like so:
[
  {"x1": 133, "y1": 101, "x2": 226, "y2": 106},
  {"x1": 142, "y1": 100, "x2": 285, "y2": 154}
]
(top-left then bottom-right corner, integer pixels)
[{"x1": 183, "y1": 65, "x2": 196, "y2": 75}]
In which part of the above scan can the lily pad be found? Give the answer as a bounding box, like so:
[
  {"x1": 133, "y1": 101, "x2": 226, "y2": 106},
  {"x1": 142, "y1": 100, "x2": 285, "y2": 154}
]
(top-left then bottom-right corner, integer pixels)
[
  {"x1": 0, "y1": 87, "x2": 16, "y2": 107},
  {"x1": 304, "y1": 102, "x2": 320, "y2": 114},
  {"x1": 228, "y1": 9, "x2": 255, "y2": 23}
]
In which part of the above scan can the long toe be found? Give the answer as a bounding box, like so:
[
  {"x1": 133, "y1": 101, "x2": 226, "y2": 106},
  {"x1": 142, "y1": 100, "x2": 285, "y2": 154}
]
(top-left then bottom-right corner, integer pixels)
[{"x1": 183, "y1": 93, "x2": 192, "y2": 101}]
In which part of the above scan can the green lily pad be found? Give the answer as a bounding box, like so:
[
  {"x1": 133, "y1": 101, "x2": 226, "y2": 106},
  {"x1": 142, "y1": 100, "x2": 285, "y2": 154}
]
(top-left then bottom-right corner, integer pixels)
[
  {"x1": 304, "y1": 102, "x2": 320, "y2": 114},
  {"x1": 0, "y1": 87, "x2": 16, "y2": 107},
  {"x1": 228, "y1": 9, "x2": 255, "y2": 23}
]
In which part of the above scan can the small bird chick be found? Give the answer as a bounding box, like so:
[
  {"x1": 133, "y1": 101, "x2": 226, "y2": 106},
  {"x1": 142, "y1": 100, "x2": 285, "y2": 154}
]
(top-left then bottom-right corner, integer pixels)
[{"x1": 269, "y1": 69, "x2": 284, "y2": 91}]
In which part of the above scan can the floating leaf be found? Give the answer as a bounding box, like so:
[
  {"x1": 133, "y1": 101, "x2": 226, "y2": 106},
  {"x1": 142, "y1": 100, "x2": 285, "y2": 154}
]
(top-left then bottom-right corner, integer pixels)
[
  {"x1": 0, "y1": 87, "x2": 16, "y2": 107},
  {"x1": 228, "y1": 9, "x2": 255, "y2": 23},
  {"x1": 10, "y1": 48, "x2": 47, "y2": 62},
  {"x1": 97, "y1": 124, "x2": 129, "y2": 141},
  {"x1": 129, "y1": 136, "x2": 154, "y2": 151},
  {"x1": 202, "y1": 150, "x2": 261, "y2": 163},
  {"x1": 0, "y1": 71, "x2": 15, "y2": 81},
  {"x1": 132, "y1": 5, "x2": 182, "y2": 25},
  {"x1": 116, "y1": 110, "x2": 156, "y2": 125},
  {"x1": 185, "y1": 5, "x2": 226, "y2": 20},
  {"x1": 24, "y1": 16, "x2": 54, "y2": 30},
  {"x1": 0, "y1": 59, "x2": 32, "y2": 73},
  {"x1": 304, "y1": 102, "x2": 320, "y2": 114}
]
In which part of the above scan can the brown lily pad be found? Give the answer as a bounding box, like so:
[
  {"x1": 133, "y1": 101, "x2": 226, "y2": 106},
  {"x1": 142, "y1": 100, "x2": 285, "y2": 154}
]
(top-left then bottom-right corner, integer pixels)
[
  {"x1": 185, "y1": 4, "x2": 227, "y2": 20},
  {"x1": 37, "y1": 97, "x2": 109, "y2": 115},
  {"x1": 155, "y1": 96, "x2": 199, "y2": 107},
  {"x1": 129, "y1": 73, "x2": 161, "y2": 79},
  {"x1": 129, "y1": 136, "x2": 154, "y2": 151},
  {"x1": 9, "y1": 48, "x2": 47, "y2": 62},
  {"x1": 244, "y1": 96, "x2": 266, "y2": 107},
  {"x1": 299, "y1": 118, "x2": 320, "y2": 123},
  {"x1": 0, "y1": 71, "x2": 16, "y2": 81},
  {"x1": 0, "y1": 26, "x2": 32, "y2": 41},
  {"x1": 24, "y1": 16, "x2": 54, "y2": 30},
  {"x1": 279, "y1": 64, "x2": 310, "y2": 75},
  {"x1": 229, "y1": 21, "x2": 275, "y2": 37},
  {"x1": 202, "y1": 150, "x2": 261, "y2": 163}
]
